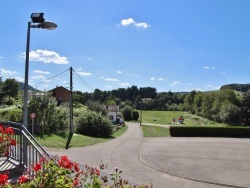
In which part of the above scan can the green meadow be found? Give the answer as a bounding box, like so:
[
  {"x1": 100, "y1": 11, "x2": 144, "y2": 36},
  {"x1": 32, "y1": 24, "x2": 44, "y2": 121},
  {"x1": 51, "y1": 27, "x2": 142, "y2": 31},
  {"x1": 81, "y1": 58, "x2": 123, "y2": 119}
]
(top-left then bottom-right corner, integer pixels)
[{"x1": 139, "y1": 110, "x2": 223, "y2": 126}]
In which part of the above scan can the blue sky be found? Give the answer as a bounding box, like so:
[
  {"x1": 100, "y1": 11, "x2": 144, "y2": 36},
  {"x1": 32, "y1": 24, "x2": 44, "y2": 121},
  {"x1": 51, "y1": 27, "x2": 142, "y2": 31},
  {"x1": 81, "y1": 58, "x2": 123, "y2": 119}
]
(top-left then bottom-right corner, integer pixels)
[{"x1": 0, "y1": 1, "x2": 250, "y2": 93}]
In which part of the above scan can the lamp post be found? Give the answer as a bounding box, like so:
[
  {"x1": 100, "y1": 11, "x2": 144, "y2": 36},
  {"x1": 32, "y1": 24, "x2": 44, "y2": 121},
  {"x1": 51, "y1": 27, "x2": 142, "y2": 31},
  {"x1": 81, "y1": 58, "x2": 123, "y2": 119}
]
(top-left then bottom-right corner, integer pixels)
[
  {"x1": 23, "y1": 13, "x2": 57, "y2": 128},
  {"x1": 139, "y1": 101, "x2": 142, "y2": 126}
]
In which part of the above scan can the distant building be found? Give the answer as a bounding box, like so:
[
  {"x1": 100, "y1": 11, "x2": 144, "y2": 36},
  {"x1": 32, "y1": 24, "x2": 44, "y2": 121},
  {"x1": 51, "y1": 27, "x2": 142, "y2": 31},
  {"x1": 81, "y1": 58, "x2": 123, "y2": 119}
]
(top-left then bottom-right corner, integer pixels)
[
  {"x1": 50, "y1": 86, "x2": 70, "y2": 104},
  {"x1": 107, "y1": 105, "x2": 124, "y2": 124}
]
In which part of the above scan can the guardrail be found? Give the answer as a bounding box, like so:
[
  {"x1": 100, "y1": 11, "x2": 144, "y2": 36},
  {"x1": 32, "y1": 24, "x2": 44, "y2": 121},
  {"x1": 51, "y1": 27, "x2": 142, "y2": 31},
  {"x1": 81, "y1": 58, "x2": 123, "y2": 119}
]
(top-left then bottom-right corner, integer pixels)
[{"x1": 0, "y1": 121, "x2": 51, "y2": 168}]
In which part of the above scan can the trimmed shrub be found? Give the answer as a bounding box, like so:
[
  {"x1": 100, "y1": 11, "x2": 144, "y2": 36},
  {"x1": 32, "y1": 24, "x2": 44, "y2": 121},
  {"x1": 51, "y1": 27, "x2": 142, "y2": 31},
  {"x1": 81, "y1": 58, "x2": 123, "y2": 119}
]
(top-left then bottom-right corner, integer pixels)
[
  {"x1": 76, "y1": 110, "x2": 113, "y2": 137},
  {"x1": 121, "y1": 105, "x2": 133, "y2": 121},
  {"x1": 170, "y1": 126, "x2": 250, "y2": 138},
  {"x1": 132, "y1": 111, "x2": 139, "y2": 121}
]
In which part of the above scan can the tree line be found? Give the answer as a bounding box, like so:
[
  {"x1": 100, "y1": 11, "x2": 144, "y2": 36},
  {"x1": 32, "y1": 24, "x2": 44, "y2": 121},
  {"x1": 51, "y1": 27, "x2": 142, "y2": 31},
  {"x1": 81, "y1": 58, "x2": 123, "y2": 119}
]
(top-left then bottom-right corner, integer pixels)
[{"x1": 1, "y1": 77, "x2": 250, "y2": 126}]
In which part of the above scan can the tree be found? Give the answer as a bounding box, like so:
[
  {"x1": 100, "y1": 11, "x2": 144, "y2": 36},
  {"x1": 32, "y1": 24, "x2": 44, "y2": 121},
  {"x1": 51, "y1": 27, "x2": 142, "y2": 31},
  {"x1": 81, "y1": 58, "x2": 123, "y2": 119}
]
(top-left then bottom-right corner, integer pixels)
[
  {"x1": 240, "y1": 92, "x2": 250, "y2": 126},
  {"x1": 28, "y1": 93, "x2": 69, "y2": 134},
  {"x1": 219, "y1": 103, "x2": 240, "y2": 125},
  {"x1": 121, "y1": 105, "x2": 133, "y2": 121},
  {"x1": 86, "y1": 101, "x2": 107, "y2": 116},
  {"x1": 2, "y1": 78, "x2": 19, "y2": 98},
  {"x1": 193, "y1": 92, "x2": 203, "y2": 115},
  {"x1": 132, "y1": 111, "x2": 139, "y2": 121},
  {"x1": 183, "y1": 90, "x2": 196, "y2": 113}
]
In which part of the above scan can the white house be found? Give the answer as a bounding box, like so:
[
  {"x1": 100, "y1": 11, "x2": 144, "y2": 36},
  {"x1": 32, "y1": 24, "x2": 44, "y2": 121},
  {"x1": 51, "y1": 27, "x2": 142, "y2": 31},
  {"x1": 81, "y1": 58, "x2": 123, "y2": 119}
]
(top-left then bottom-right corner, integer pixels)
[{"x1": 107, "y1": 105, "x2": 124, "y2": 124}]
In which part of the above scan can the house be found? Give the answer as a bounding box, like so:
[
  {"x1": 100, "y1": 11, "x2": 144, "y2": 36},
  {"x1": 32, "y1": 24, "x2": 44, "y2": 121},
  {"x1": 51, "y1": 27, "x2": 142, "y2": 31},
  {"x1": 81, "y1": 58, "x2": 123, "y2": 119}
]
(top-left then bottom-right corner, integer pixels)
[
  {"x1": 107, "y1": 105, "x2": 124, "y2": 124},
  {"x1": 50, "y1": 86, "x2": 70, "y2": 104}
]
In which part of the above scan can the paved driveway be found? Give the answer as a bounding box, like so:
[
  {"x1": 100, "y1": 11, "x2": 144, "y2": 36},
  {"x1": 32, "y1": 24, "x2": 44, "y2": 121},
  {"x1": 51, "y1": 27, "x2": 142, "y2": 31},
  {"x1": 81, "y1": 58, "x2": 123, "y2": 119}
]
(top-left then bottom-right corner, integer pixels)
[{"x1": 46, "y1": 122, "x2": 249, "y2": 188}]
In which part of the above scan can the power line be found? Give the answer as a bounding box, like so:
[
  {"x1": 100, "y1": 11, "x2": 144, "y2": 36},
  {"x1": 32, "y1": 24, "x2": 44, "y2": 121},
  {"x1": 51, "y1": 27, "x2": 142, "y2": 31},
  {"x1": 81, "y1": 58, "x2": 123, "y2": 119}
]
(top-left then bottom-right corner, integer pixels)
[
  {"x1": 31, "y1": 68, "x2": 70, "y2": 88},
  {"x1": 72, "y1": 69, "x2": 94, "y2": 91}
]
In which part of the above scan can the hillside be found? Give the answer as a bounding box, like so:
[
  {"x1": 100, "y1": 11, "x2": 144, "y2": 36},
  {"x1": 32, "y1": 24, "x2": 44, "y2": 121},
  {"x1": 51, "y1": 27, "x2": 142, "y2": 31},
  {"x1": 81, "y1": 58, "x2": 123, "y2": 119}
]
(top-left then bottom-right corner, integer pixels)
[
  {"x1": 220, "y1": 83, "x2": 250, "y2": 92},
  {"x1": 18, "y1": 82, "x2": 40, "y2": 93}
]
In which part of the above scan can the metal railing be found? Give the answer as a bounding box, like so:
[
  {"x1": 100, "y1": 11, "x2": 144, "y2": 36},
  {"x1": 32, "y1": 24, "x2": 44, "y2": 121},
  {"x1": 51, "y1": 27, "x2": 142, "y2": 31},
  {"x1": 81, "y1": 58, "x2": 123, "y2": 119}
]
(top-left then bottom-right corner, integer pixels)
[{"x1": 0, "y1": 121, "x2": 51, "y2": 168}]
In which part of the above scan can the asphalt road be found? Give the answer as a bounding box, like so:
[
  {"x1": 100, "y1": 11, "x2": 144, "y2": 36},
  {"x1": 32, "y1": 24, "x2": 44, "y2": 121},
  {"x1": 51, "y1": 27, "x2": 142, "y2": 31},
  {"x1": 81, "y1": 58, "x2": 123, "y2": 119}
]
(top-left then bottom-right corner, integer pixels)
[{"x1": 46, "y1": 122, "x2": 250, "y2": 188}]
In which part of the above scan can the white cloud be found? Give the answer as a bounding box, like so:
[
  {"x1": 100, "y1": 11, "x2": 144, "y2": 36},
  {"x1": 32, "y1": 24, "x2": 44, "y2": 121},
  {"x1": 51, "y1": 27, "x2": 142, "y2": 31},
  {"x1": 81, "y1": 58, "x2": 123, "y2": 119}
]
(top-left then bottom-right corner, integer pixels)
[
  {"x1": 121, "y1": 18, "x2": 135, "y2": 26},
  {"x1": 205, "y1": 84, "x2": 213, "y2": 88},
  {"x1": 158, "y1": 78, "x2": 164, "y2": 81},
  {"x1": 14, "y1": 77, "x2": 24, "y2": 82},
  {"x1": 0, "y1": 56, "x2": 3, "y2": 59},
  {"x1": 31, "y1": 75, "x2": 47, "y2": 80},
  {"x1": 150, "y1": 77, "x2": 155, "y2": 81},
  {"x1": 100, "y1": 76, "x2": 105, "y2": 79},
  {"x1": 77, "y1": 67, "x2": 82, "y2": 71},
  {"x1": 77, "y1": 72, "x2": 92, "y2": 76},
  {"x1": 19, "y1": 49, "x2": 69, "y2": 64},
  {"x1": 88, "y1": 57, "x2": 94, "y2": 61},
  {"x1": 135, "y1": 22, "x2": 150, "y2": 28},
  {"x1": 104, "y1": 78, "x2": 120, "y2": 82},
  {"x1": 120, "y1": 18, "x2": 150, "y2": 28},
  {"x1": 33, "y1": 70, "x2": 50, "y2": 74},
  {"x1": 121, "y1": 83, "x2": 130, "y2": 87},
  {"x1": 204, "y1": 66, "x2": 216, "y2": 69},
  {"x1": 171, "y1": 81, "x2": 181, "y2": 86},
  {"x1": 117, "y1": 71, "x2": 122, "y2": 74},
  {"x1": 226, "y1": 76, "x2": 231, "y2": 79},
  {"x1": 0, "y1": 68, "x2": 17, "y2": 76}
]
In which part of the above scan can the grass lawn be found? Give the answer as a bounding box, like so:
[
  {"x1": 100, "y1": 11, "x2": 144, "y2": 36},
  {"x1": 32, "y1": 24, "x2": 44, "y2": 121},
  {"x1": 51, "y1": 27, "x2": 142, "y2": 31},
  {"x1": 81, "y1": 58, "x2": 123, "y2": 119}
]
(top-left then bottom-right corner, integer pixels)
[
  {"x1": 141, "y1": 125, "x2": 170, "y2": 137},
  {"x1": 139, "y1": 110, "x2": 224, "y2": 126},
  {"x1": 35, "y1": 126, "x2": 128, "y2": 148}
]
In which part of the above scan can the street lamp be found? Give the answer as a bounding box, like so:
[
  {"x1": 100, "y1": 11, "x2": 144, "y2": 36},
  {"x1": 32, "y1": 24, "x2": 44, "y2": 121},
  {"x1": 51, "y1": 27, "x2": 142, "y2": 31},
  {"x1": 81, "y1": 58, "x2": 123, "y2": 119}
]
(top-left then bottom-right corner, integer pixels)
[
  {"x1": 139, "y1": 101, "x2": 142, "y2": 126},
  {"x1": 23, "y1": 13, "x2": 57, "y2": 128}
]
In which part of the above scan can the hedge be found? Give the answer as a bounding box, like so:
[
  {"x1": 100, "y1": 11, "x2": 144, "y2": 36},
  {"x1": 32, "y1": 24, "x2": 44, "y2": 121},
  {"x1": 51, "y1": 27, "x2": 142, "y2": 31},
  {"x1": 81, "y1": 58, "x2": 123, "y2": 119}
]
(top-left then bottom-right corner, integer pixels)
[{"x1": 170, "y1": 126, "x2": 250, "y2": 138}]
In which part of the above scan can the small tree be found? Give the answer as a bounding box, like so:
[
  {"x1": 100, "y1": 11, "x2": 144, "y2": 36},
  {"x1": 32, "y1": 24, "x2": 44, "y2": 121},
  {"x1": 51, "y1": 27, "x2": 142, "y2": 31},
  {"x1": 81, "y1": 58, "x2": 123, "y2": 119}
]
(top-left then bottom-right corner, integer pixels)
[
  {"x1": 86, "y1": 100, "x2": 107, "y2": 116},
  {"x1": 219, "y1": 103, "x2": 240, "y2": 125},
  {"x1": 132, "y1": 111, "x2": 139, "y2": 121},
  {"x1": 76, "y1": 110, "x2": 112, "y2": 137},
  {"x1": 28, "y1": 93, "x2": 69, "y2": 134},
  {"x1": 121, "y1": 105, "x2": 133, "y2": 121}
]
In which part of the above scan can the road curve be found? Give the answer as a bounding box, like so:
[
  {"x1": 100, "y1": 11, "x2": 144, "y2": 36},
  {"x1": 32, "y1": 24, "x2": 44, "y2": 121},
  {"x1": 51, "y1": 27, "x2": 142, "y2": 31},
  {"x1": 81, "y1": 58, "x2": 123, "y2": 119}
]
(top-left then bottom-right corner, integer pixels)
[{"x1": 46, "y1": 122, "x2": 224, "y2": 188}]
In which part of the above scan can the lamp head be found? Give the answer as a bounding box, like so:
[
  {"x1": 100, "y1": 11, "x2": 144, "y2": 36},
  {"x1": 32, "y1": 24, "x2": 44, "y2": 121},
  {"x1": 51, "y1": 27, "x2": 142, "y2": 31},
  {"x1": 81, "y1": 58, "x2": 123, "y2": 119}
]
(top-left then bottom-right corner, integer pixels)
[{"x1": 31, "y1": 13, "x2": 45, "y2": 23}]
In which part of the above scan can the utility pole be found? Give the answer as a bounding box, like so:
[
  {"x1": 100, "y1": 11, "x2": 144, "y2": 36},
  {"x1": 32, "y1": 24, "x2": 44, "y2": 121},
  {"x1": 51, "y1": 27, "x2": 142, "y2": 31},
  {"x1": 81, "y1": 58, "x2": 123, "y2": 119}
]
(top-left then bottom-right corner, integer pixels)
[
  {"x1": 70, "y1": 67, "x2": 73, "y2": 133},
  {"x1": 66, "y1": 67, "x2": 73, "y2": 149}
]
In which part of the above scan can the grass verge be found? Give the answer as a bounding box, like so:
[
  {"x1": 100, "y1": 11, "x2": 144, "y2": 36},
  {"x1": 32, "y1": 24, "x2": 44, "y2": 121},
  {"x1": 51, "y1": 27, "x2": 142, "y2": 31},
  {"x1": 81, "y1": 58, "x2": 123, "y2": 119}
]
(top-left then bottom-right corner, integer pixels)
[
  {"x1": 35, "y1": 126, "x2": 128, "y2": 148},
  {"x1": 141, "y1": 125, "x2": 170, "y2": 137}
]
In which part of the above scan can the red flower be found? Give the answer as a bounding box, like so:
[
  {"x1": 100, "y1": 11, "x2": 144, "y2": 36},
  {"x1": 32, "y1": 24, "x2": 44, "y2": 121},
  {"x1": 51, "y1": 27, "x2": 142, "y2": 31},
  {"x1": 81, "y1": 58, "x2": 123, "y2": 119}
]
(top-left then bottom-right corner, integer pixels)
[
  {"x1": 33, "y1": 163, "x2": 41, "y2": 172},
  {"x1": 95, "y1": 168, "x2": 100, "y2": 176},
  {"x1": 10, "y1": 139, "x2": 16, "y2": 146},
  {"x1": 0, "y1": 173, "x2": 8, "y2": 185},
  {"x1": 4, "y1": 151, "x2": 9, "y2": 157},
  {"x1": 18, "y1": 175, "x2": 28, "y2": 183},
  {"x1": 73, "y1": 179, "x2": 79, "y2": 186},
  {"x1": 4, "y1": 127, "x2": 14, "y2": 135}
]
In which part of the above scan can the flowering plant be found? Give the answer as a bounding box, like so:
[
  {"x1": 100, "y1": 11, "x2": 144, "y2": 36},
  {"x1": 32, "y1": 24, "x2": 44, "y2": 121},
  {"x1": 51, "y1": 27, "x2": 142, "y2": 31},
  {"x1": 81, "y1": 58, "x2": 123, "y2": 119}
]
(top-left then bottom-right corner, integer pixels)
[
  {"x1": 0, "y1": 125, "x2": 16, "y2": 157},
  {"x1": 0, "y1": 154, "x2": 152, "y2": 187}
]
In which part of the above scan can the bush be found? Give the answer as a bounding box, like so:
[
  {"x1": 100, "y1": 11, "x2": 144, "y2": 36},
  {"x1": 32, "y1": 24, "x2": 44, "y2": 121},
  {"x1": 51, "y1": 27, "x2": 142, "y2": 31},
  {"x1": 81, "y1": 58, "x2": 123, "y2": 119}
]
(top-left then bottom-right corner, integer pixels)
[
  {"x1": 0, "y1": 110, "x2": 22, "y2": 122},
  {"x1": 121, "y1": 105, "x2": 133, "y2": 121},
  {"x1": 3, "y1": 96, "x2": 15, "y2": 106},
  {"x1": 76, "y1": 110, "x2": 113, "y2": 137},
  {"x1": 219, "y1": 103, "x2": 240, "y2": 125},
  {"x1": 28, "y1": 94, "x2": 69, "y2": 135},
  {"x1": 132, "y1": 111, "x2": 139, "y2": 121},
  {"x1": 170, "y1": 126, "x2": 250, "y2": 138}
]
